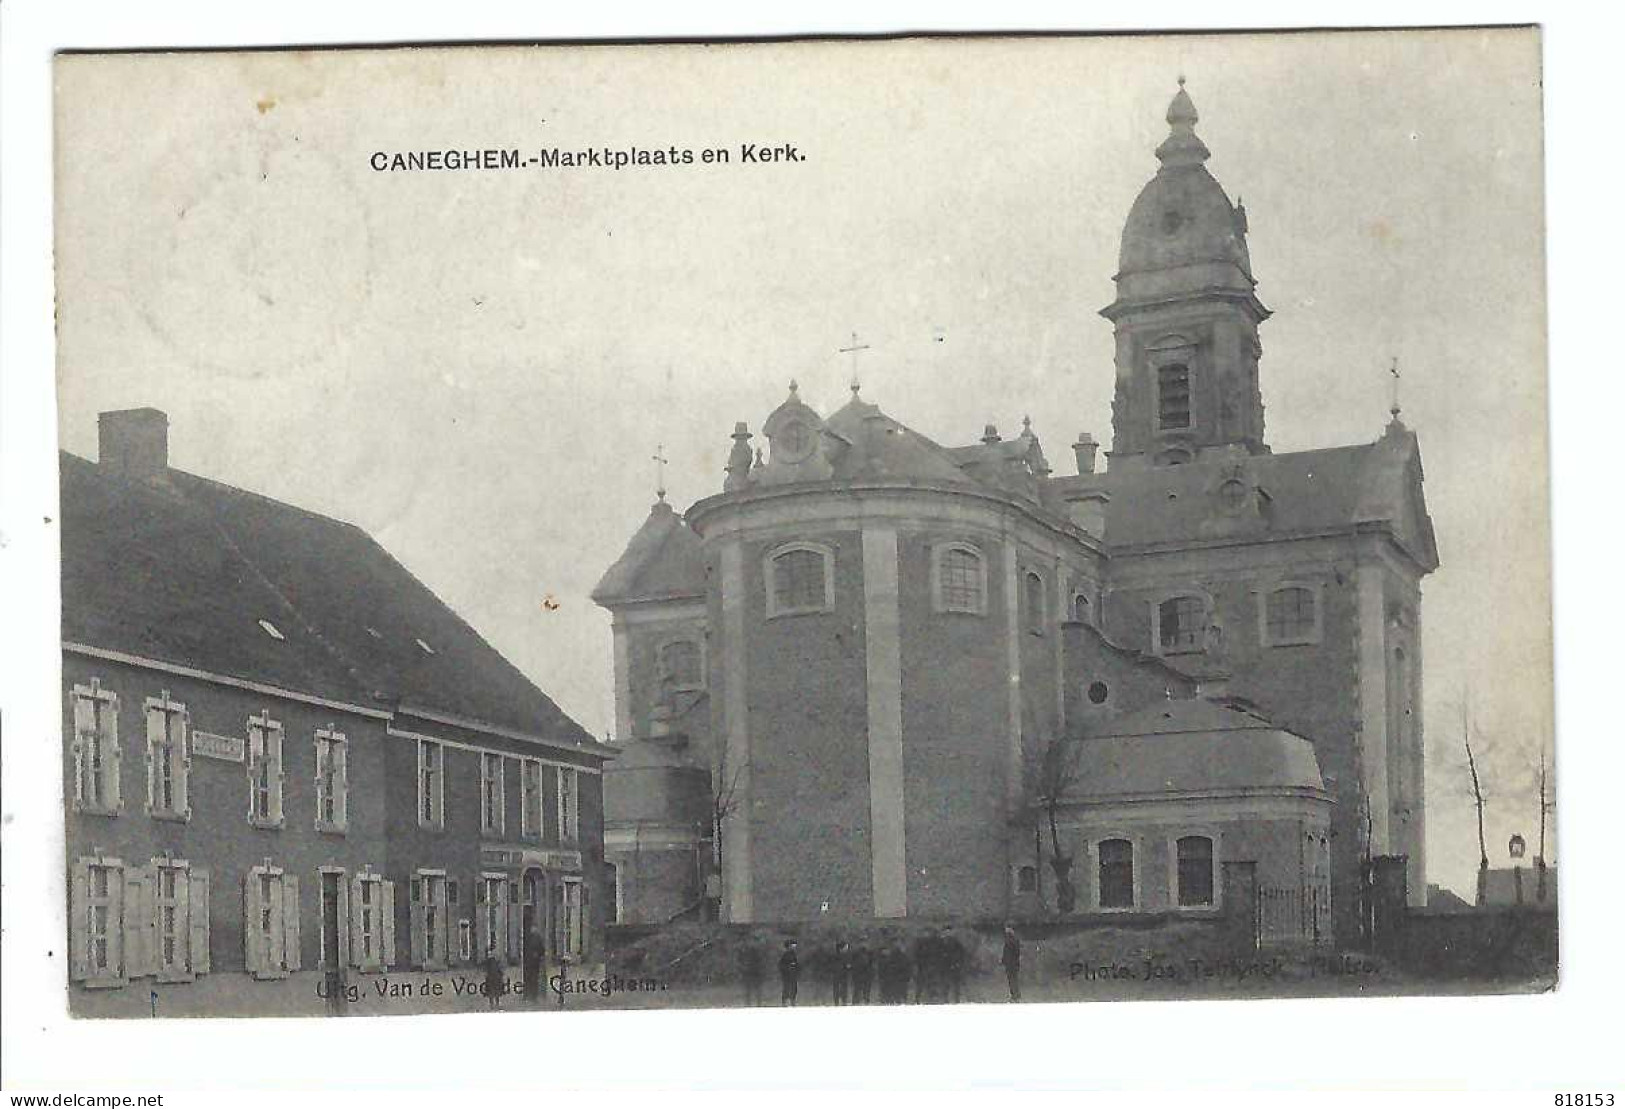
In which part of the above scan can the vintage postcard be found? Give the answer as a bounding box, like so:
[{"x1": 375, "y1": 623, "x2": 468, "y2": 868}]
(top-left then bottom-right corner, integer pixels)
[{"x1": 51, "y1": 27, "x2": 1552, "y2": 1020}]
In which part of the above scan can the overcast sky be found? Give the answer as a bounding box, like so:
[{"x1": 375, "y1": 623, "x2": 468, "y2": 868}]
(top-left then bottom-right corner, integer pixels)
[{"x1": 55, "y1": 28, "x2": 1547, "y2": 898}]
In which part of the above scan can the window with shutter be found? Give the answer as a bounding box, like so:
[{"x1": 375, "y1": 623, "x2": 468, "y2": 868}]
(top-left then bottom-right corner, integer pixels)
[
  {"x1": 315, "y1": 729, "x2": 348, "y2": 833},
  {"x1": 247, "y1": 713, "x2": 285, "y2": 828},
  {"x1": 73, "y1": 856, "x2": 127, "y2": 986},
  {"x1": 244, "y1": 866, "x2": 295, "y2": 978},
  {"x1": 71, "y1": 681, "x2": 121, "y2": 815},
  {"x1": 189, "y1": 868, "x2": 211, "y2": 975},
  {"x1": 144, "y1": 693, "x2": 189, "y2": 820}
]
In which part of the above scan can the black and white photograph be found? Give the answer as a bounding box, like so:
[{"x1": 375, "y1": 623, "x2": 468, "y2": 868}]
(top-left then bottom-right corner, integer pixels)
[
  {"x1": 6, "y1": 8, "x2": 1619, "y2": 1099},
  {"x1": 40, "y1": 28, "x2": 1557, "y2": 1020}
]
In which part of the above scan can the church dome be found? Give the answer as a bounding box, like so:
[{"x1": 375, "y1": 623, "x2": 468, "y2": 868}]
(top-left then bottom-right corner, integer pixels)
[{"x1": 1116, "y1": 81, "x2": 1253, "y2": 292}]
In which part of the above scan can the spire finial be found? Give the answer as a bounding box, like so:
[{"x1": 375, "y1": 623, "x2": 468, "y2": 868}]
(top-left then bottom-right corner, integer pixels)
[
  {"x1": 1158, "y1": 77, "x2": 1208, "y2": 167},
  {"x1": 1389, "y1": 356, "x2": 1403, "y2": 421},
  {"x1": 651, "y1": 443, "x2": 669, "y2": 503},
  {"x1": 789, "y1": 379, "x2": 798, "y2": 395},
  {"x1": 1022, "y1": 414, "x2": 1033, "y2": 435},
  {"x1": 839, "y1": 331, "x2": 871, "y2": 396}
]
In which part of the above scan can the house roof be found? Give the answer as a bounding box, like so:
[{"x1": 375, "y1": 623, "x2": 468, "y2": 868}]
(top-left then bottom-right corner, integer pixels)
[
  {"x1": 822, "y1": 395, "x2": 974, "y2": 485},
  {"x1": 1049, "y1": 420, "x2": 1438, "y2": 569},
  {"x1": 60, "y1": 451, "x2": 596, "y2": 749},
  {"x1": 591, "y1": 498, "x2": 707, "y2": 606},
  {"x1": 1061, "y1": 697, "x2": 1327, "y2": 798}
]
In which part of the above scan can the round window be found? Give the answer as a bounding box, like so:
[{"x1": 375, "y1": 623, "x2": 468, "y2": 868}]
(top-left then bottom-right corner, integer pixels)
[{"x1": 1087, "y1": 681, "x2": 1109, "y2": 705}]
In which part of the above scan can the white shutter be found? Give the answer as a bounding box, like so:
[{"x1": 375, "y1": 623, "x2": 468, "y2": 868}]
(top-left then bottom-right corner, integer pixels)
[
  {"x1": 282, "y1": 875, "x2": 301, "y2": 971},
  {"x1": 380, "y1": 880, "x2": 397, "y2": 969},
  {"x1": 334, "y1": 739, "x2": 349, "y2": 830},
  {"x1": 105, "y1": 698, "x2": 122, "y2": 811},
  {"x1": 71, "y1": 695, "x2": 92, "y2": 807},
  {"x1": 348, "y1": 874, "x2": 364, "y2": 968},
  {"x1": 269, "y1": 724, "x2": 285, "y2": 825},
  {"x1": 106, "y1": 865, "x2": 125, "y2": 980},
  {"x1": 123, "y1": 865, "x2": 153, "y2": 978},
  {"x1": 190, "y1": 869, "x2": 211, "y2": 974},
  {"x1": 243, "y1": 870, "x2": 265, "y2": 976},
  {"x1": 475, "y1": 879, "x2": 488, "y2": 957},
  {"x1": 69, "y1": 858, "x2": 90, "y2": 980},
  {"x1": 145, "y1": 706, "x2": 161, "y2": 812},
  {"x1": 176, "y1": 710, "x2": 192, "y2": 818}
]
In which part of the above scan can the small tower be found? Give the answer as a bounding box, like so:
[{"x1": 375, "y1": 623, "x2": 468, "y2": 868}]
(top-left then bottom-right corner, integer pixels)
[{"x1": 1100, "y1": 80, "x2": 1270, "y2": 470}]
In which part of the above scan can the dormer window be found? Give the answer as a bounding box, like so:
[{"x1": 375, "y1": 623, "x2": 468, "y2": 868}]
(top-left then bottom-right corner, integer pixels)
[
  {"x1": 1157, "y1": 364, "x2": 1192, "y2": 431},
  {"x1": 765, "y1": 542, "x2": 834, "y2": 617}
]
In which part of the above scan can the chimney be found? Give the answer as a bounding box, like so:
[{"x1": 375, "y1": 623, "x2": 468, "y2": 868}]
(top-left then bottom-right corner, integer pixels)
[
  {"x1": 1072, "y1": 432, "x2": 1099, "y2": 475},
  {"x1": 98, "y1": 408, "x2": 169, "y2": 481}
]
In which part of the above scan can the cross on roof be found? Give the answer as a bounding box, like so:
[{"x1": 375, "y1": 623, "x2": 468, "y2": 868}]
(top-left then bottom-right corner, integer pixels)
[
  {"x1": 651, "y1": 443, "x2": 668, "y2": 503},
  {"x1": 839, "y1": 331, "x2": 871, "y2": 394},
  {"x1": 1389, "y1": 356, "x2": 1402, "y2": 419}
]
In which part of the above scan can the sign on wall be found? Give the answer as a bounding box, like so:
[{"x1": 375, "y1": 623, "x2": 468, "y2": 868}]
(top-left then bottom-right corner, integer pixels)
[{"x1": 192, "y1": 731, "x2": 245, "y2": 762}]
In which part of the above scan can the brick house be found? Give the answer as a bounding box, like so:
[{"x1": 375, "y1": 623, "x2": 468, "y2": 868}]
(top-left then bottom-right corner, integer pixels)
[
  {"x1": 61, "y1": 408, "x2": 612, "y2": 1001},
  {"x1": 594, "y1": 84, "x2": 1435, "y2": 944}
]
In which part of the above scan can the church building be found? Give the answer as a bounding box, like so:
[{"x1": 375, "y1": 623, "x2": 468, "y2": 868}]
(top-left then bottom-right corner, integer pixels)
[{"x1": 593, "y1": 84, "x2": 1437, "y2": 945}]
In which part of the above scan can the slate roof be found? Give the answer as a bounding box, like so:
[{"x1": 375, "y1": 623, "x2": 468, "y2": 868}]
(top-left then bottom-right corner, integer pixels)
[
  {"x1": 822, "y1": 396, "x2": 974, "y2": 486},
  {"x1": 60, "y1": 452, "x2": 595, "y2": 747},
  {"x1": 590, "y1": 498, "x2": 707, "y2": 605},
  {"x1": 1048, "y1": 421, "x2": 1438, "y2": 568},
  {"x1": 1061, "y1": 697, "x2": 1327, "y2": 798}
]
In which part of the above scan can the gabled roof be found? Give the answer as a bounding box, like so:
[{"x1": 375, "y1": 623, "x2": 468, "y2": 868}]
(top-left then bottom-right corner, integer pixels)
[
  {"x1": 591, "y1": 499, "x2": 707, "y2": 606},
  {"x1": 60, "y1": 452, "x2": 595, "y2": 747},
  {"x1": 1049, "y1": 421, "x2": 1439, "y2": 569},
  {"x1": 1061, "y1": 697, "x2": 1327, "y2": 798}
]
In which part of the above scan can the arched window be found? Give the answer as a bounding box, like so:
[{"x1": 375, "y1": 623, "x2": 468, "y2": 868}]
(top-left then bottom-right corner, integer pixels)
[
  {"x1": 1156, "y1": 594, "x2": 1206, "y2": 654},
  {"x1": 1015, "y1": 865, "x2": 1038, "y2": 894},
  {"x1": 1070, "y1": 591, "x2": 1092, "y2": 624},
  {"x1": 933, "y1": 543, "x2": 987, "y2": 615},
  {"x1": 766, "y1": 543, "x2": 833, "y2": 617},
  {"x1": 659, "y1": 640, "x2": 703, "y2": 690},
  {"x1": 1262, "y1": 584, "x2": 1318, "y2": 646},
  {"x1": 1025, "y1": 571, "x2": 1046, "y2": 634},
  {"x1": 1097, "y1": 838, "x2": 1135, "y2": 909},
  {"x1": 1176, "y1": 835, "x2": 1215, "y2": 907},
  {"x1": 1157, "y1": 363, "x2": 1192, "y2": 430}
]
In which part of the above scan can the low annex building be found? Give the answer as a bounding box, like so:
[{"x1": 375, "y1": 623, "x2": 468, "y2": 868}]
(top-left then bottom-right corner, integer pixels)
[
  {"x1": 593, "y1": 84, "x2": 1436, "y2": 945},
  {"x1": 61, "y1": 408, "x2": 613, "y2": 998}
]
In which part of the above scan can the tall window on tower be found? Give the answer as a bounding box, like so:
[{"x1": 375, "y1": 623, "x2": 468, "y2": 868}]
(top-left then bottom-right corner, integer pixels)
[{"x1": 1157, "y1": 363, "x2": 1192, "y2": 431}]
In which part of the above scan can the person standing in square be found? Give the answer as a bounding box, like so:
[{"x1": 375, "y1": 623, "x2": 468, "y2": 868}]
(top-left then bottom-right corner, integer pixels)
[
  {"x1": 778, "y1": 940, "x2": 800, "y2": 1007},
  {"x1": 1001, "y1": 923, "x2": 1022, "y2": 1002}
]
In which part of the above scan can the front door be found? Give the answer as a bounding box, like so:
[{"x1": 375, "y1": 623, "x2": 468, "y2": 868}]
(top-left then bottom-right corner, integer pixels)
[{"x1": 321, "y1": 871, "x2": 342, "y2": 970}]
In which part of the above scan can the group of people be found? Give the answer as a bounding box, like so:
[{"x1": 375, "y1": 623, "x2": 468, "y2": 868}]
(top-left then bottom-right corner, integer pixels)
[{"x1": 737, "y1": 924, "x2": 1024, "y2": 1006}]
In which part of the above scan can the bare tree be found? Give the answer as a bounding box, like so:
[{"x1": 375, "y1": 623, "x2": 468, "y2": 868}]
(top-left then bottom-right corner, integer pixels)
[
  {"x1": 706, "y1": 744, "x2": 747, "y2": 917},
  {"x1": 1023, "y1": 734, "x2": 1083, "y2": 915},
  {"x1": 1460, "y1": 702, "x2": 1491, "y2": 906}
]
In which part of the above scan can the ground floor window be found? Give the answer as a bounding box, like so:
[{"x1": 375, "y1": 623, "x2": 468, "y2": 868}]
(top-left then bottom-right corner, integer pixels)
[
  {"x1": 244, "y1": 866, "x2": 300, "y2": 978},
  {"x1": 476, "y1": 873, "x2": 516, "y2": 961},
  {"x1": 1097, "y1": 838, "x2": 1135, "y2": 909},
  {"x1": 553, "y1": 877, "x2": 586, "y2": 961},
  {"x1": 1176, "y1": 835, "x2": 1216, "y2": 907},
  {"x1": 411, "y1": 871, "x2": 450, "y2": 969},
  {"x1": 71, "y1": 857, "x2": 211, "y2": 986},
  {"x1": 350, "y1": 870, "x2": 395, "y2": 971}
]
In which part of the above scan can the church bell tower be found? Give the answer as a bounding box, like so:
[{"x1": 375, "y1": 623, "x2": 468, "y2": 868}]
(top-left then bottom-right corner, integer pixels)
[{"x1": 1101, "y1": 81, "x2": 1270, "y2": 470}]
